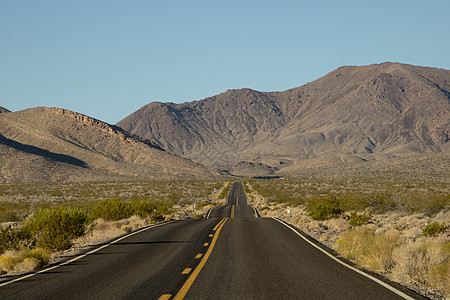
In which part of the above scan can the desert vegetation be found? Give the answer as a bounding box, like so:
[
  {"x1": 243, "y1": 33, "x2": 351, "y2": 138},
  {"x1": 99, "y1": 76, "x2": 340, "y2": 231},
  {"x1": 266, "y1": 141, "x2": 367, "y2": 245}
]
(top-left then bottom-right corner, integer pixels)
[
  {"x1": 246, "y1": 174, "x2": 449, "y2": 299},
  {"x1": 0, "y1": 180, "x2": 229, "y2": 275}
]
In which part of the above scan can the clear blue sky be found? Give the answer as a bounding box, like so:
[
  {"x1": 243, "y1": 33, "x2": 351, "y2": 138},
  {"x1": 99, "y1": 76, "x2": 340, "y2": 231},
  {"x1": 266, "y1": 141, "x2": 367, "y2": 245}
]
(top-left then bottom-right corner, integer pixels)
[{"x1": 1, "y1": 0, "x2": 449, "y2": 124}]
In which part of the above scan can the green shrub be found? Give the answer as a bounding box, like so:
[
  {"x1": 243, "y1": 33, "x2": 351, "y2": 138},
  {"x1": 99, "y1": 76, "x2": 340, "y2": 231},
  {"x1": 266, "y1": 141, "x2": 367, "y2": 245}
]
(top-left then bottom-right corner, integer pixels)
[
  {"x1": 132, "y1": 200, "x2": 156, "y2": 218},
  {"x1": 308, "y1": 204, "x2": 343, "y2": 221},
  {"x1": 422, "y1": 222, "x2": 448, "y2": 237},
  {"x1": 260, "y1": 206, "x2": 270, "y2": 211},
  {"x1": 90, "y1": 199, "x2": 134, "y2": 221},
  {"x1": 194, "y1": 214, "x2": 203, "y2": 219},
  {"x1": 0, "y1": 226, "x2": 34, "y2": 254},
  {"x1": 196, "y1": 202, "x2": 210, "y2": 209},
  {"x1": 151, "y1": 211, "x2": 164, "y2": 223},
  {"x1": 24, "y1": 208, "x2": 88, "y2": 251},
  {"x1": 348, "y1": 212, "x2": 371, "y2": 227}
]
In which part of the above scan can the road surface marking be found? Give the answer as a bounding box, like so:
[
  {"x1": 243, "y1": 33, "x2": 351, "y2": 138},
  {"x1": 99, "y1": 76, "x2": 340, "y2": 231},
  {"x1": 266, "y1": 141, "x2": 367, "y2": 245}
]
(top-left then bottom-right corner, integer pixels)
[
  {"x1": 236, "y1": 194, "x2": 239, "y2": 205},
  {"x1": 206, "y1": 206, "x2": 219, "y2": 219},
  {"x1": 0, "y1": 220, "x2": 177, "y2": 288},
  {"x1": 212, "y1": 217, "x2": 226, "y2": 231},
  {"x1": 181, "y1": 268, "x2": 192, "y2": 275},
  {"x1": 173, "y1": 218, "x2": 228, "y2": 300},
  {"x1": 203, "y1": 243, "x2": 209, "y2": 247},
  {"x1": 273, "y1": 218, "x2": 414, "y2": 300},
  {"x1": 209, "y1": 234, "x2": 213, "y2": 237},
  {"x1": 249, "y1": 205, "x2": 259, "y2": 217},
  {"x1": 195, "y1": 254, "x2": 202, "y2": 259},
  {"x1": 158, "y1": 294, "x2": 172, "y2": 300},
  {"x1": 231, "y1": 205, "x2": 235, "y2": 218}
]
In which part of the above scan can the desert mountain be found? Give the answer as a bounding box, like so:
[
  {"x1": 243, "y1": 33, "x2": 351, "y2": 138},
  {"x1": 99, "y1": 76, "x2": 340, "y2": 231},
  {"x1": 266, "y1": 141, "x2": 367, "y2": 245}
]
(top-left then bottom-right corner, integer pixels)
[
  {"x1": 117, "y1": 63, "x2": 450, "y2": 173},
  {"x1": 0, "y1": 106, "x2": 10, "y2": 113},
  {"x1": 0, "y1": 107, "x2": 215, "y2": 182}
]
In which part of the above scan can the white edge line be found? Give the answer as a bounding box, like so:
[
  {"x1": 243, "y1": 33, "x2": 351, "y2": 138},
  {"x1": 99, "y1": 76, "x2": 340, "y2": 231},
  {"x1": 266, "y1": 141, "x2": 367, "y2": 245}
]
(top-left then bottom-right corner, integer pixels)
[
  {"x1": 206, "y1": 206, "x2": 217, "y2": 219},
  {"x1": 273, "y1": 218, "x2": 414, "y2": 300},
  {"x1": 249, "y1": 205, "x2": 259, "y2": 218},
  {"x1": 0, "y1": 220, "x2": 177, "y2": 288}
]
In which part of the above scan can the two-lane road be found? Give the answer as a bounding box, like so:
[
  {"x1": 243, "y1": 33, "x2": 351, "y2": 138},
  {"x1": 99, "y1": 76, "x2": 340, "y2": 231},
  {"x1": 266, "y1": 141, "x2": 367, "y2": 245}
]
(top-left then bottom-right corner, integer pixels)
[{"x1": 0, "y1": 182, "x2": 422, "y2": 299}]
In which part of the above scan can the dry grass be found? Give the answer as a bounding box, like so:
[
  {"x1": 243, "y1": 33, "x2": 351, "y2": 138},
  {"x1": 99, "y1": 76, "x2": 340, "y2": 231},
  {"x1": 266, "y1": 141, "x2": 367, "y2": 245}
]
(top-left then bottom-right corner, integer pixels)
[
  {"x1": 391, "y1": 241, "x2": 450, "y2": 293},
  {"x1": 337, "y1": 227, "x2": 404, "y2": 273},
  {"x1": 0, "y1": 248, "x2": 49, "y2": 274}
]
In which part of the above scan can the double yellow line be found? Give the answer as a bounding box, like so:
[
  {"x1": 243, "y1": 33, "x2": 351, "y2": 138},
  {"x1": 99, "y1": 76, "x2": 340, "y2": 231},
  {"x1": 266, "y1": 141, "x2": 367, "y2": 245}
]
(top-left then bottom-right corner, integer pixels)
[
  {"x1": 172, "y1": 217, "x2": 228, "y2": 300},
  {"x1": 230, "y1": 193, "x2": 238, "y2": 218}
]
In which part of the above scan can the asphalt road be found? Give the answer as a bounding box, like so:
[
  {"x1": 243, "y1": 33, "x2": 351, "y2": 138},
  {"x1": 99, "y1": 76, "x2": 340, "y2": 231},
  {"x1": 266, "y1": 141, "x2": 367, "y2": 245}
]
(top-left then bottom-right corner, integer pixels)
[{"x1": 0, "y1": 182, "x2": 423, "y2": 299}]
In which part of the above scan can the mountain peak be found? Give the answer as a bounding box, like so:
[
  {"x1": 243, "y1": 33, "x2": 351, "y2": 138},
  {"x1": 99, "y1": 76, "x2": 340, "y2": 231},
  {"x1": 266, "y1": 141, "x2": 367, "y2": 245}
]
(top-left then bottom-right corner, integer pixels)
[{"x1": 117, "y1": 63, "x2": 450, "y2": 173}]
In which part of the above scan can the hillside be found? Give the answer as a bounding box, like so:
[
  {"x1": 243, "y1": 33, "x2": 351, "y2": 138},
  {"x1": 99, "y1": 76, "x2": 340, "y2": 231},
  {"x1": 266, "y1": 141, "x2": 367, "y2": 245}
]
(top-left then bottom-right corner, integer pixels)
[
  {"x1": 0, "y1": 107, "x2": 215, "y2": 182},
  {"x1": 0, "y1": 106, "x2": 10, "y2": 114},
  {"x1": 117, "y1": 63, "x2": 450, "y2": 173}
]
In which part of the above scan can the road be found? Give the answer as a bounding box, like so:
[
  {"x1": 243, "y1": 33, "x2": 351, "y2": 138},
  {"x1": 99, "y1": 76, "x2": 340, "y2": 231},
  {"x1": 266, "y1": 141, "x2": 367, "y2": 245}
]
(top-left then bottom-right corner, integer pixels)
[{"x1": 0, "y1": 182, "x2": 422, "y2": 299}]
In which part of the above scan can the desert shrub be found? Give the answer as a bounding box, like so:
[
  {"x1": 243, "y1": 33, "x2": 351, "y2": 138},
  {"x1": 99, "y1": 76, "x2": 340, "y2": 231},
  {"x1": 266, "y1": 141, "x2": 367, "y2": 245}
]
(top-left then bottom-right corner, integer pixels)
[
  {"x1": 308, "y1": 204, "x2": 343, "y2": 221},
  {"x1": 151, "y1": 211, "x2": 164, "y2": 222},
  {"x1": 120, "y1": 225, "x2": 133, "y2": 233},
  {"x1": 392, "y1": 242, "x2": 450, "y2": 293},
  {"x1": 194, "y1": 214, "x2": 203, "y2": 219},
  {"x1": 24, "y1": 208, "x2": 88, "y2": 251},
  {"x1": 132, "y1": 200, "x2": 156, "y2": 218},
  {"x1": 90, "y1": 199, "x2": 134, "y2": 221},
  {"x1": 218, "y1": 182, "x2": 232, "y2": 200},
  {"x1": 0, "y1": 226, "x2": 34, "y2": 254},
  {"x1": 348, "y1": 212, "x2": 371, "y2": 227},
  {"x1": 306, "y1": 194, "x2": 343, "y2": 220},
  {"x1": 22, "y1": 248, "x2": 49, "y2": 268},
  {"x1": 196, "y1": 202, "x2": 210, "y2": 209},
  {"x1": 401, "y1": 192, "x2": 449, "y2": 215},
  {"x1": 260, "y1": 206, "x2": 270, "y2": 211},
  {"x1": 0, "y1": 248, "x2": 49, "y2": 274},
  {"x1": 337, "y1": 227, "x2": 404, "y2": 272},
  {"x1": 0, "y1": 254, "x2": 16, "y2": 273},
  {"x1": 422, "y1": 222, "x2": 448, "y2": 237}
]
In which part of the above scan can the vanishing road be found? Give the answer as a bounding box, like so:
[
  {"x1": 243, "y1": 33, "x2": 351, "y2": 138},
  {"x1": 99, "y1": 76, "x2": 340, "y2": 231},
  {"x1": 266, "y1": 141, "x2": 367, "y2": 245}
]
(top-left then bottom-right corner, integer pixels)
[{"x1": 0, "y1": 182, "x2": 422, "y2": 299}]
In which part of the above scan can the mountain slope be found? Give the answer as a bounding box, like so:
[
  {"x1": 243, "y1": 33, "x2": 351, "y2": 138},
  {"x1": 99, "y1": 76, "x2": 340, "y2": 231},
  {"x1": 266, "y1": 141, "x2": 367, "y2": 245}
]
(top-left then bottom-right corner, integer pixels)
[
  {"x1": 0, "y1": 107, "x2": 214, "y2": 182},
  {"x1": 117, "y1": 63, "x2": 450, "y2": 172},
  {"x1": 0, "y1": 106, "x2": 10, "y2": 113}
]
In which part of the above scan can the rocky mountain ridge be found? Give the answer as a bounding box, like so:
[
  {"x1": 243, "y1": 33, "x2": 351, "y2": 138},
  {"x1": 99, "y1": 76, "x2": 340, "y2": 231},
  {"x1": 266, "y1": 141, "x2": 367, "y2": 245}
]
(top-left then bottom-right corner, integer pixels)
[
  {"x1": 117, "y1": 63, "x2": 450, "y2": 174},
  {"x1": 0, "y1": 107, "x2": 215, "y2": 182}
]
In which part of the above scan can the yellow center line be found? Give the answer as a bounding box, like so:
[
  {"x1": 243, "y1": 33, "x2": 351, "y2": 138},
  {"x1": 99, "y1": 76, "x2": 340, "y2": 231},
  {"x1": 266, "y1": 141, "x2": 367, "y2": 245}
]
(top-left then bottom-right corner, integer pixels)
[
  {"x1": 158, "y1": 294, "x2": 172, "y2": 300},
  {"x1": 203, "y1": 242, "x2": 209, "y2": 247},
  {"x1": 208, "y1": 234, "x2": 213, "y2": 237},
  {"x1": 173, "y1": 218, "x2": 229, "y2": 300},
  {"x1": 236, "y1": 194, "x2": 239, "y2": 206},
  {"x1": 195, "y1": 254, "x2": 202, "y2": 259},
  {"x1": 181, "y1": 268, "x2": 192, "y2": 275},
  {"x1": 231, "y1": 205, "x2": 235, "y2": 218},
  {"x1": 212, "y1": 217, "x2": 226, "y2": 231}
]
